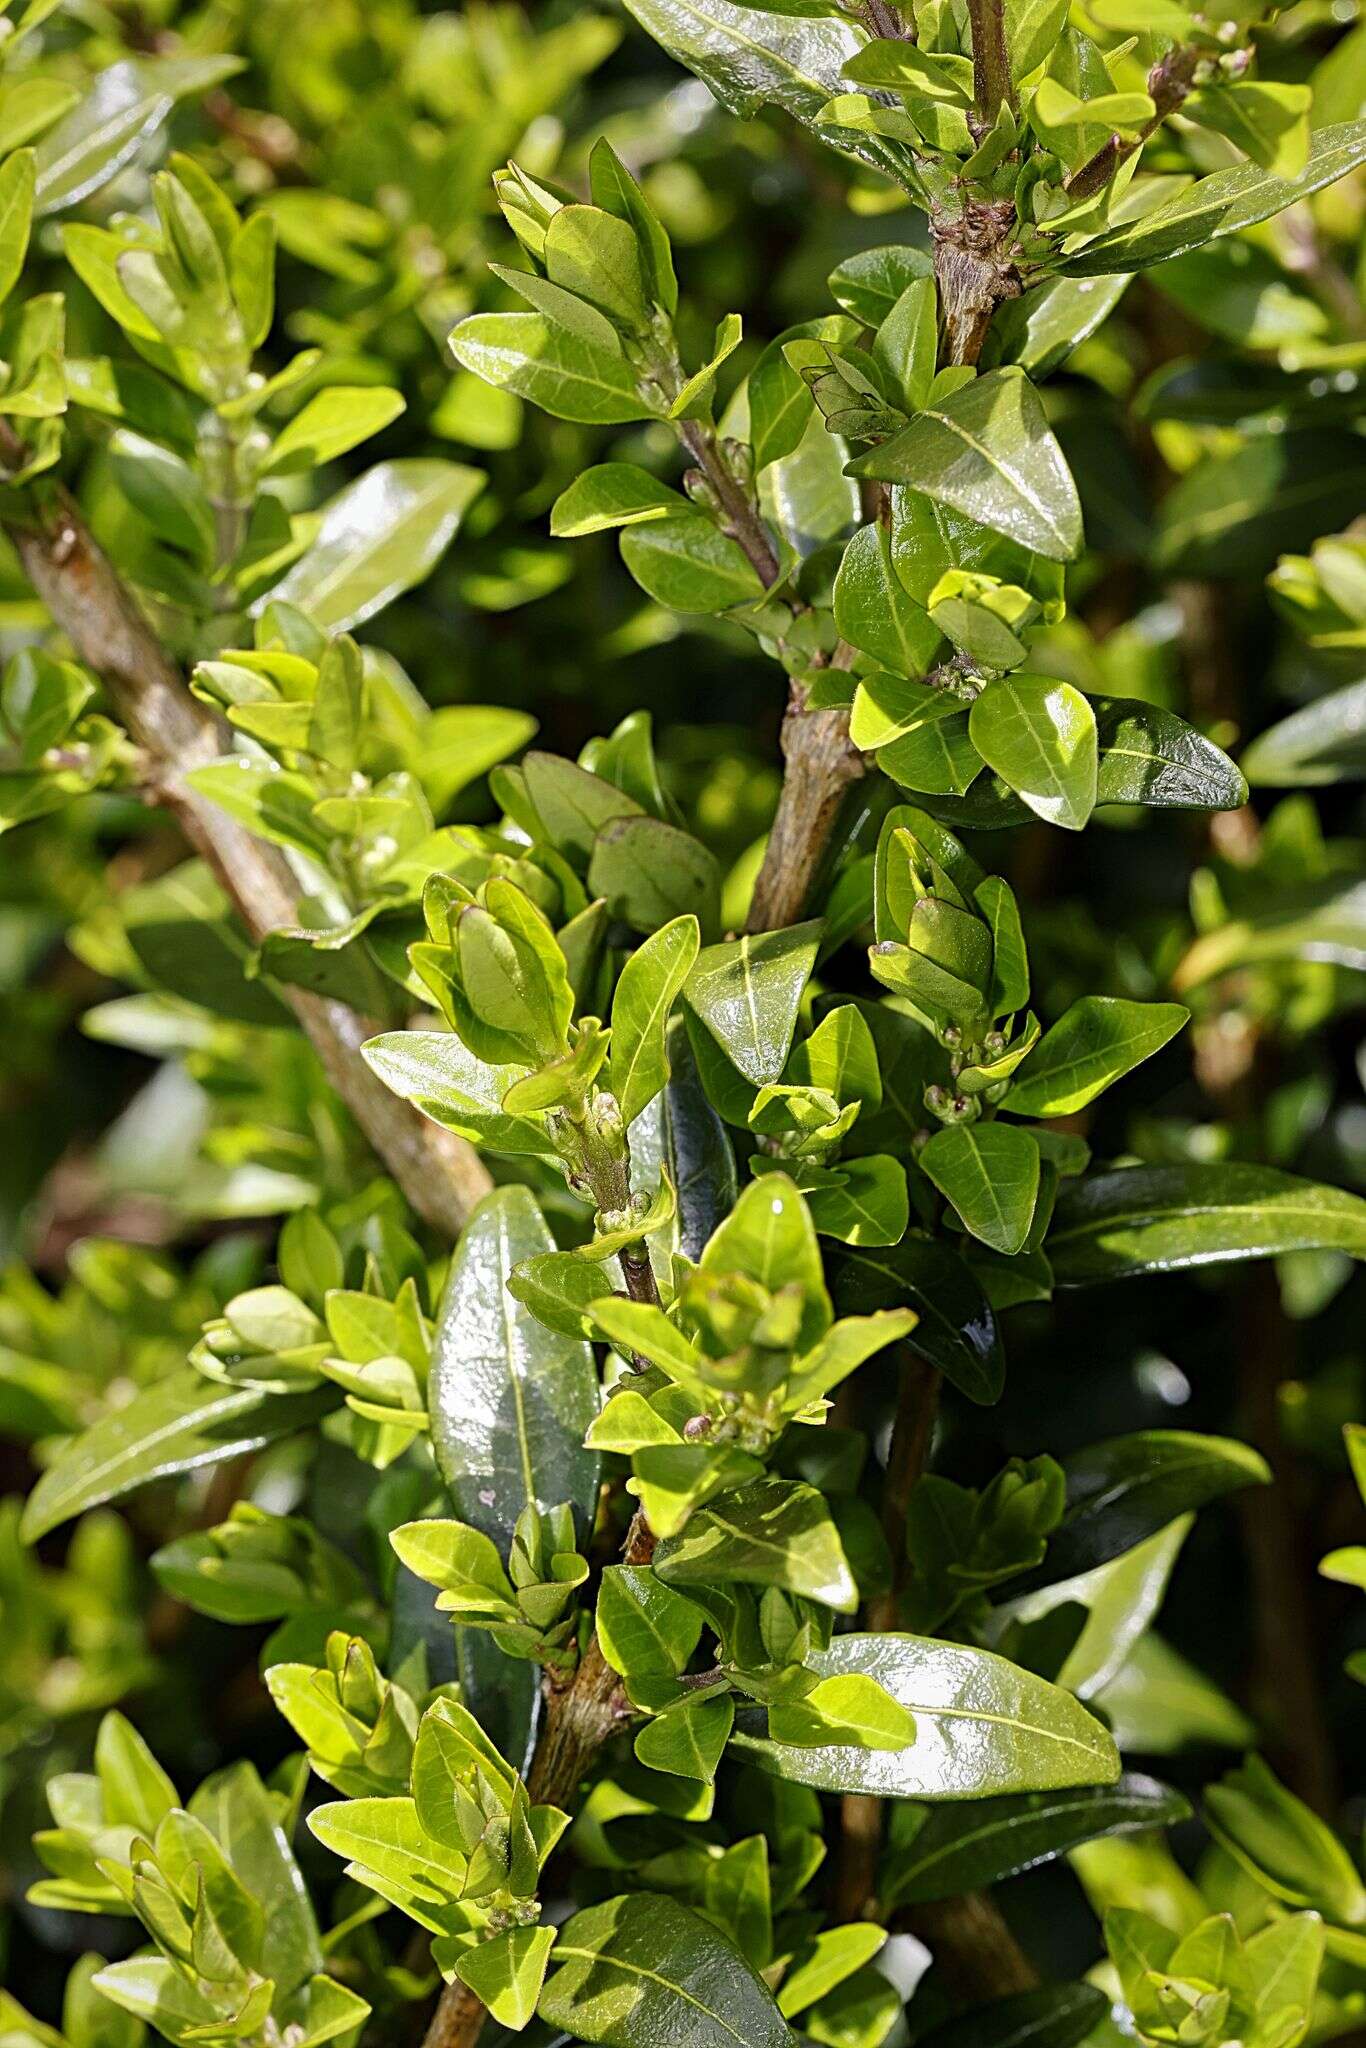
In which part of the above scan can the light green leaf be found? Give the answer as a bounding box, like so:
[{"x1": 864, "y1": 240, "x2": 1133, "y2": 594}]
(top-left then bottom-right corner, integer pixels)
[
  {"x1": 1058, "y1": 121, "x2": 1366, "y2": 275},
  {"x1": 263, "y1": 460, "x2": 484, "y2": 632},
  {"x1": 0, "y1": 150, "x2": 34, "y2": 308},
  {"x1": 969, "y1": 677, "x2": 1098, "y2": 832},
  {"x1": 655, "y1": 1476, "x2": 858, "y2": 1612},
  {"x1": 457, "y1": 1926, "x2": 558, "y2": 2030},
  {"x1": 551, "y1": 463, "x2": 687, "y2": 536},
  {"x1": 20, "y1": 1370, "x2": 335, "y2": 1543},
  {"x1": 634, "y1": 1692, "x2": 734, "y2": 1781},
  {"x1": 769, "y1": 1672, "x2": 917, "y2": 1751},
  {"x1": 262, "y1": 386, "x2": 406, "y2": 476},
  {"x1": 34, "y1": 56, "x2": 244, "y2": 216},
  {"x1": 833, "y1": 523, "x2": 942, "y2": 677},
  {"x1": 1005, "y1": 998, "x2": 1188, "y2": 1117},
  {"x1": 451, "y1": 311, "x2": 656, "y2": 425},
  {"x1": 610, "y1": 915, "x2": 702, "y2": 1127},
  {"x1": 920, "y1": 1123, "x2": 1042, "y2": 1257}
]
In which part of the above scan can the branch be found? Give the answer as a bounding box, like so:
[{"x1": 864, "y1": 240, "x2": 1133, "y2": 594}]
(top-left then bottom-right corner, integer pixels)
[
  {"x1": 1, "y1": 461, "x2": 493, "y2": 1239},
  {"x1": 1066, "y1": 41, "x2": 1202, "y2": 203},
  {"x1": 966, "y1": 0, "x2": 1014, "y2": 120}
]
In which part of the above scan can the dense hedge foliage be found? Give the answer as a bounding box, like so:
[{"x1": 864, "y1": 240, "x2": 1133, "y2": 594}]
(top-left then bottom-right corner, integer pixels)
[{"x1": 1, "y1": 5, "x2": 1364, "y2": 2048}]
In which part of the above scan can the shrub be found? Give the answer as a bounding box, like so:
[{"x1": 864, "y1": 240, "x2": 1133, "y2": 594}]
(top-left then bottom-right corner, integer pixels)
[{"x1": 2, "y1": 6, "x2": 1363, "y2": 2048}]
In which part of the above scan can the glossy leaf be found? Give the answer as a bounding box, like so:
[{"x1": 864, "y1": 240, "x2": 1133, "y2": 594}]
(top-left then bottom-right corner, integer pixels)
[
  {"x1": 684, "y1": 922, "x2": 822, "y2": 1086},
  {"x1": 538, "y1": 1892, "x2": 792, "y2": 2048},
  {"x1": 850, "y1": 370, "x2": 1083, "y2": 562},
  {"x1": 969, "y1": 677, "x2": 1098, "y2": 832},
  {"x1": 264, "y1": 460, "x2": 484, "y2": 631},
  {"x1": 20, "y1": 1371, "x2": 335, "y2": 1542},
  {"x1": 920, "y1": 1124, "x2": 1042, "y2": 1257},
  {"x1": 428, "y1": 1187, "x2": 600, "y2": 1552},
  {"x1": 832, "y1": 1238, "x2": 1004, "y2": 1405},
  {"x1": 884, "y1": 1774, "x2": 1190, "y2": 1904},
  {"x1": 1005, "y1": 999, "x2": 1189, "y2": 1117},
  {"x1": 1050, "y1": 1164, "x2": 1366, "y2": 1283},
  {"x1": 732, "y1": 1632, "x2": 1119, "y2": 1797}
]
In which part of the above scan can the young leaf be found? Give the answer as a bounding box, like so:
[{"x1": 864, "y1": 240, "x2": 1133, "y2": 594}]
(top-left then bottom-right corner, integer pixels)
[
  {"x1": 969, "y1": 678, "x2": 1098, "y2": 833},
  {"x1": 1004, "y1": 998, "x2": 1189, "y2": 1117},
  {"x1": 610, "y1": 915, "x2": 702, "y2": 1128},
  {"x1": 920, "y1": 1123, "x2": 1042, "y2": 1257}
]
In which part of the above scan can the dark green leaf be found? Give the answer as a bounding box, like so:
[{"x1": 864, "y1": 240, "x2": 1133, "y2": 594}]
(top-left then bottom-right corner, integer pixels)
[
  {"x1": 832, "y1": 1238, "x2": 1004, "y2": 1405},
  {"x1": 428, "y1": 1186, "x2": 600, "y2": 1552},
  {"x1": 884, "y1": 1774, "x2": 1190, "y2": 1904},
  {"x1": 1050, "y1": 1164, "x2": 1366, "y2": 1283}
]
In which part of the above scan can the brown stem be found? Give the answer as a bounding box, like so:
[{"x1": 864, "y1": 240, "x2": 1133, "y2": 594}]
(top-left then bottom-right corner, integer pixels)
[
  {"x1": 966, "y1": 0, "x2": 1014, "y2": 119},
  {"x1": 1066, "y1": 43, "x2": 1202, "y2": 203},
  {"x1": 899, "y1": 1893, "x2": 1039, "y2": 1999},
  {"x1": 1, "y1": 465, "x2": 493, "y2": 1238},
  {"x1": 420, "y1": 1514, "x2": 656, "y2": 2048},
  {"x1": 746, "y1": 686, "x2": 867, "y2": 933},
  {"x1": 677, "y1": 420, "x2": 782, "y2": 587}
]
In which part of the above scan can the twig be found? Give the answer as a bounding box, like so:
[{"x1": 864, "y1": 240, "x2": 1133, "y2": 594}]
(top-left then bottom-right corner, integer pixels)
[
  {"x1": 0, "y1": 454, "x2": 493, "y2": 1239},
  {"x1": 1066, "y1": 42, "x2": 1202, "y2": 204},
  {"x1": 966, "y1": 0, "x2": 1014, "y2": 120}
]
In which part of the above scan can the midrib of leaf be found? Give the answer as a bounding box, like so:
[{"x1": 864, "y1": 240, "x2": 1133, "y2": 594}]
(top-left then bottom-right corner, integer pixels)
[
  {"x1": 903, "y1": 1692, "x2": 1106, "y2": 1760},
  {"x1": 1020, "y1": 1021, "x2": 1171, "y2": 1097},
  {"x1": 550, "y1": 1941, "x2": 752, "y2": 2043}
]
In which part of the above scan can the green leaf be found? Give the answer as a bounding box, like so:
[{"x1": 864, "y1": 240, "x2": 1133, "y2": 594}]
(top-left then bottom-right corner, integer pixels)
[
  {"x1": 263, "y1": 460, "x2": 484, "y2": 632},
  {"x1": 597, "y1": 1563, "x2": 703, "y2": 1680},
  {"x1": 610, "y1": 916, "x2": 702, "y2": 1128},
  {"x1": 989, "y1": 274, "x2": 1132, "y2": 380},
  {"x1": 588, "y1": 818, "x2": 721, "y2": 936},
  {"x1": 191, "y1": 1758, "x2": 324, "y2": 1993},
  {"x1": 850, "y1": 370, "x2": 1083, "y2": 563},
  {"x1": 451, "y1": 311, "x2": 656, "y2": 425},
  {"x1": 20, "y1": 1370, "x2": 335, "y2": 1542},
  {"x1": 1059, "y1": 121, "x2": 1366, "y2": 274},
  {"x1": 1004, "y1": 998, "x2": 1188, "y2": 1117},
  {"x1": 927, "y1": 695, "x2": 1248, "y2": 825},
  {"x1": 920, "y1": 1124, "x2": 1041, "y2": 1257},
  {"x1": 769, "y1": 1672, "x2": 917, "y2": 1750},
  {"x1": 362, "y1": 1032, "x2": 556, "y2": 1157},
  {"x1": 969, "y1": 677, "x2": 1098, "y2": 832},
  {"x1": 914, "y1": 1986, "x2": 1109, "y2": 2048},
  {"x1": 829, "y1": 244, "x2": 934, "y2": 327},
  {"x1": 619, "y1": 511, "x2": 766, "y2": 612},
  {"x1": 538, "y1": 1892, "x2": 792, "y2": 2048},
  {"x1": 618, "y1": 0, "x2": 911, "y2": 186},
  {"x1": 732, "y1": 1632, "x2": 1119, "y2": 1796},
  {"x1": 777, "y1": 1925, "x2": 887, "y2": 2018},
  {"x1": 655, "y1": 1476, "x2": 859, "y2": 1612},
  {"x1": 34, "y1": 56, "x2": 243, "y2": 215},
  {"x1": 120, "y1": 859, "x2": 290, "y2": 1026},
  {"x1": 1021, "y1": 1431, "x2": 1272, "y2": 1588},
  {"x1": 833, "y1": 523, "x2": 942, "y2": 677},
  {"x1": 1241, "y1": 679, "x2": 1366, "y2": 786},
  {"x1": 263, "y1": 386, "x2": 406, "y2": 476},
  {"x1": 0, "y1": 149, "x2": 35, "y2": 308},
  {"x1": 551, "y1": 463, "x2": 686, "y2": 537},
  {"x1": 684, "y1": 922, "x2": 822, "y2": 1086},
  {"x1": 428, "y1": 1187, "x2": 600, "y2": 1553},
  {"x1": 884, "y1": 1774, "x2": 1190, "y2": 1905},
  {"x1": 635, "y1": 1692, "x2": 734, "y2": 1781},
  {"x1": 1050, "y1": 1163, "x2": 1366, "y2": 1283},
  {"x1": 833, "y1": 1238, "x2": 1004, "y2": 1405},
  {"x1": 457, "y1": 1926, "x2": 558, "y2": 2030}
]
